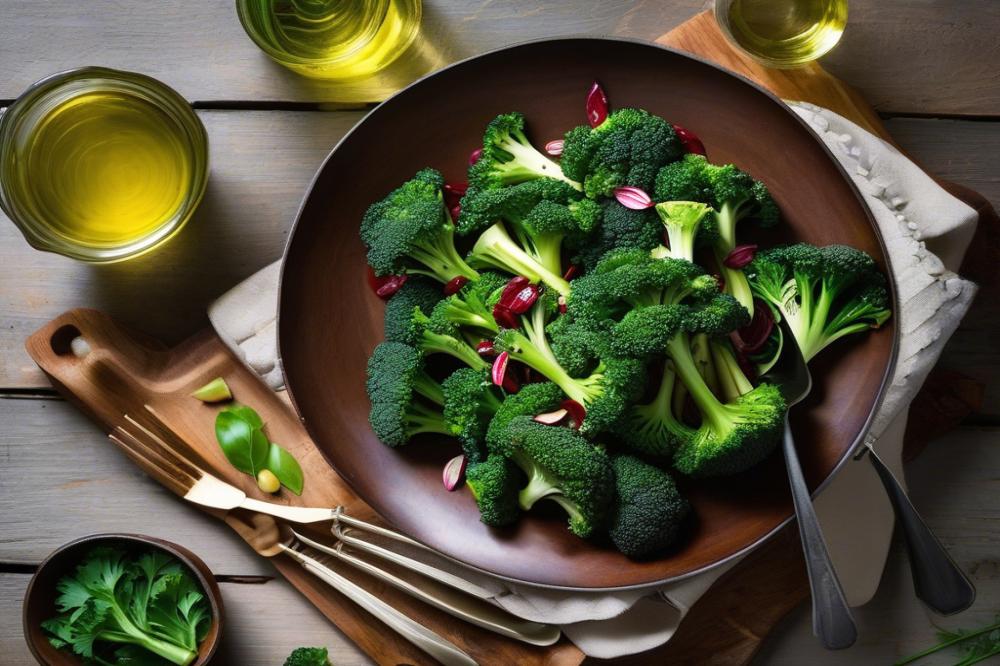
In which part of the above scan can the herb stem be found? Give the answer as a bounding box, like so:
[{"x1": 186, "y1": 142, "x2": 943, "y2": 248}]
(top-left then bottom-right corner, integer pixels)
[{"x1": 894, "y1": 620, "x2": 1000, "y2": 665}]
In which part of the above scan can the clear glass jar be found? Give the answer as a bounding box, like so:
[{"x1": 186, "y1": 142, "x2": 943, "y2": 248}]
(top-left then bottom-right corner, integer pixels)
[
  {"x1": 236, "y1": 0, "x2": 423, "y2": 80},
  {"x1": 0, "y1": 67, "x2": 209, "y2": 262}
]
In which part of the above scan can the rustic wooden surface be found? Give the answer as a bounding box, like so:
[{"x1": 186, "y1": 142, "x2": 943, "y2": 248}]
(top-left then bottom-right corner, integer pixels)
[{"x1": 2, "y1": 2, "x2": 999, "y2": 665}]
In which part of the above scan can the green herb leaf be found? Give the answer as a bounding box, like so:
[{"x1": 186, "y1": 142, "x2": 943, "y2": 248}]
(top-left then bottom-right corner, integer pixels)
[
  {"x1": 222, "y1": 404, "x2": 264, "y2": 429},
  {"x1": 266, "y1": 443, "x2": 305, "y2": 495},
  {"x1": 215, "y1": 412, "x2": 257, "y2": 475}
]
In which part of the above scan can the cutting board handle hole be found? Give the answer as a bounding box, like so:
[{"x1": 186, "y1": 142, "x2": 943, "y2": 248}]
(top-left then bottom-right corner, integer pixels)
[{"x1": 50, "y1": 324, "x2": 82, "y2": 357}]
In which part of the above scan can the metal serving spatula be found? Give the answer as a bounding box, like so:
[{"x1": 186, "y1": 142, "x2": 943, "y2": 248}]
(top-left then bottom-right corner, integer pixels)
[{"x1": 763, "y1": 329, "x2": 858, "y2": 650}]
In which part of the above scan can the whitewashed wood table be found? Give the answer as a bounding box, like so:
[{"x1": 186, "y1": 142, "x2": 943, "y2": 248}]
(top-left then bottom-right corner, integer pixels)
[{"x1": 2, "y1": 2, "x2": 999, "y2": 664}]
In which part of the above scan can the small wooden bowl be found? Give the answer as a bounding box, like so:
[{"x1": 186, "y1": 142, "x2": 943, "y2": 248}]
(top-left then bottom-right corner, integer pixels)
[{"x1": 22, "y1": 534, "x2": 223, "y2": 665}]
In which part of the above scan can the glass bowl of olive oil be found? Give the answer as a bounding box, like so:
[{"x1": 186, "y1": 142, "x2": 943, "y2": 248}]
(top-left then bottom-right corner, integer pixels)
[
  {"x1": 236, "y1": 0, "x2": 422, "y2": 80},
  {"x1": 0, "y1": 67, "x2": 209, "y2": 262},
  {"x1": 714, "y1": 0, "x2": 848, "y2": 68}
]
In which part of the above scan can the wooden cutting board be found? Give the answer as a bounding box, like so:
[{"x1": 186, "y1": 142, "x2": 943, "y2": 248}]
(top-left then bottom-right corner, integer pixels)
[{"x1": 25, "y1": 11, "x2": 995, "y2": 666}]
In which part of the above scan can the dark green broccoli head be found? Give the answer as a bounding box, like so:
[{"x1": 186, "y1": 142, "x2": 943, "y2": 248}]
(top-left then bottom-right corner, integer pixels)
[
  {"x1": 504, "y1": 417, "x2": 616, "y2": 538},
  {"x1": 609, "y1": 455, "x2": 690, "y2": 558},
  {"x1": 457, "y1": 178, "x2": 581, "y2": 236},
  {"x1": 468, "y1": 113, "x2": 581, "y2": 191},
  {"x1": 654, "y1": 153, "x2": 713, "y2": 202},
  {"x1": 485, "y1": 382, "x2": 565, "y2": 454},
  {"x1": 361, "y1": 168, "x2": 479, "y2": 283},
  {"x1": 747, "y1": 243, "x2": 891, "y2": 362},
  {"x1": 442, "y1": 368, "x2": 504, "y2": 463},
  {"x1": 610, "y1": 304, "x2": 691, "y2": 358},
  {"x1": 672, "y1": 382, "x2": 786, "y2": 477},
  {"x1": 547, "y1": 314, "x2": 606, "y2": 377},
  {"x1": 568, "y1": 249, "x2": 714, "y2": 331},
  {"x1": 466, "y1": 455, "x2": 522, "y2": 526},
  {"x1": 560, "y1": 109, "x2": 683, "y2": 198},
  {"x1": 385, "y1": 296, "x2": 489, "y2": 371},
  {"x1": 572, "y1": 201, "x2": 664, "y2": 271},
  {"x1": 384, "y1": 277, "x2": 443, "y2": 343},
  {"x1": 366, "y1": 342, "x2": 449, "y2": 447},
  {"x1": 283, "y1": 647, "x2": 331, "y2": 666}
]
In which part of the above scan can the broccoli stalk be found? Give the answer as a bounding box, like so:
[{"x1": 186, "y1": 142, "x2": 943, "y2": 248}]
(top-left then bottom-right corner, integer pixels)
[
  {"x1": 710, "y1": 338, "x2": 753, "y2": 403},
  {"x1": 430, "y1": 271, "x2": 507, "y2": 336},
  {"x1": 467, "y1": 223, "x2": 572, "y2": 296},
  {"x1": 617, "y1": 359, "x2": 693, "y2": 458},
  {"x1": 469, "y1": 113, "x2": 581, "y2": 191},
  {"x1": 361, "y1": 168, "x2": 479, "y2": 284},
  {"x1": 654, "y1": 201, "x2": 713, "y2": 263}
]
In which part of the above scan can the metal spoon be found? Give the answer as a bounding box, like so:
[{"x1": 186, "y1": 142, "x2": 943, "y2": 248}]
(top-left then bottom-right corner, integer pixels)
[{"x1": 764, "y1": 330, "x2": 857, "y2": 650}]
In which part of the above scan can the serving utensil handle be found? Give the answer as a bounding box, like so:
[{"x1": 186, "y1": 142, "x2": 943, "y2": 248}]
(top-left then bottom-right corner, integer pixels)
[
  {"x1": 282, "y1": 545, "x2": 478, "y2": 666},
  {"x1": 866, "y1": 446, "x2": 976, "y2": 615},
  {"x1": 782, "y1": 419, "x2": 857, "y2": 650}
]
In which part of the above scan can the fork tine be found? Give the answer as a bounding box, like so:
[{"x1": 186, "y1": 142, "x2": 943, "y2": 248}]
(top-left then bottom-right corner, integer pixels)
[
  {"x1": 142, "y1": 405, "x2": 216, "y2": 472},
  {"x1": 113, "y1": 425, "x2": 197, "y2": 484},
  {"x1": 123, "y1": 414, "x2": 206, "y2": 481},
  {"x1": 109, "y1": 431, "x2": 192, "y2": 498}
]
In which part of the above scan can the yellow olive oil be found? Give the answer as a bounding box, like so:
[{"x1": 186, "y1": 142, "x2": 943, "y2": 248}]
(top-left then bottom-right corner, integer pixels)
[
  {"x1": 20, "y1": 90, "x2": 191, "y2": 246},
  {"x1": 718, "y1": 0, "x2": 848, "y2": 68},
  {"x1": 237, "y1": 0, "x2": 422, "y2": 79}
]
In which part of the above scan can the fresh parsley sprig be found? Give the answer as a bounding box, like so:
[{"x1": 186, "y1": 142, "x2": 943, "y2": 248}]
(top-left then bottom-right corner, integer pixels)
[{"x1": 895, "y1": 616, "x2": 1000, "y2": 665}]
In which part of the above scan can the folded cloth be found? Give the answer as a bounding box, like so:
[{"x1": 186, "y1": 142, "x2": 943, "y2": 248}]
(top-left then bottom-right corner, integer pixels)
[{"x1": 208, "y1": 103, "x2": 978, "y2": 659}]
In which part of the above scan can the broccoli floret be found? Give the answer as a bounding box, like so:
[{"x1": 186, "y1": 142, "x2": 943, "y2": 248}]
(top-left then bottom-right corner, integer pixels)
[
  {"x1": 567, "y1": 249, "x2": 717, "y2": 333},
  {"x1": 572, "y1": 201, "x2": 664, "y2": 272},
  {"x1": 429, "y1": 271, "x2": 507, "y2": 336},
  {"x1": 361, "y1": 168, "x2": 479, "y2": 284},
  {"x1": 501, "y1": 417, "x2": 615, "y2": 538},
  {"x1": 485, "y1": 382, "x2": 566, "y2": 453},
  {"x1": 747, "y1": 243, "x2": 892, "y2": 362},
  {"x1": 546, "y1": 314, "x2": 605, "y2": 377},
  {"x1": 366, "y1": 342, "x2": 450, "y2": 447},
  {"x1": 284, "y1": 647, "x2": 331, "y2": 666},
  {"x1": 459, "y1": 179, "x2": 600, "y2": 278},
  {"x1": 466, "y1": 222, "x2": 572, "y2": 296},
  {"x1": 442, "y1": 368, "x2": 504, "y2": 462},
  {"x1": 609, "y1": 455, "x2": 690, "y2": 558},
  {"x1": 468, "y1": 112, "x2": 581, "y2": 191},
  {"x1": 661, "y1": 297, "x2": 785, "y2": 477},
  {"x1": 466, "y1": 455, "x2": 522, "y2": 526},
  {"x1": 384, "y1": 285, "x2": 489, "y2": 371},
  {"x1": 560, "y1": 108, "x2": 683, "y2": 198},
  {"x1": 654, "y1": 155, "x2": 779, "y2": 316},
  {"x1": 493, "y1": 300, "x2": 644, "y2": 433},
  {"x1": 654, "y1": 153, "x2": 714, "y2": 202},
  {"x1": 654, "y1": 201, "x2": 713, "y2": 262},
  {"x1": 384, "y1": 276, "x2": 444, "y2": 341}
]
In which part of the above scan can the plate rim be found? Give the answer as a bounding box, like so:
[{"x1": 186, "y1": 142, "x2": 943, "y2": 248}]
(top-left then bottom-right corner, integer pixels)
[{"x1": 276, "y1": 35, "x2": 900, "y2": 591}]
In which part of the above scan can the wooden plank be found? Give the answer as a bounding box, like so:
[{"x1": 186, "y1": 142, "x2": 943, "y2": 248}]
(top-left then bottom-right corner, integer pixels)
[
  {"x1": 3, "y1": 396, "x2": 998, "y2": 663},
  {"x1": 1, "y1": 573, "x2": 371, "y2": 666},
  {"x1": 0, "y1": 397, "x2": 269, "y2": 572},
  {"x1": 3, "y1": 114, "x2": 997, "y2": 401},
  {"x1": 754, "y1": 425, "x2": 1000, "y2": 665},
  {"x1": 0, "y1": 109, "x2": 361, "y2": 389},
  {"x1": 0, "y1": 1, "x2": 997, "y2": 115}
]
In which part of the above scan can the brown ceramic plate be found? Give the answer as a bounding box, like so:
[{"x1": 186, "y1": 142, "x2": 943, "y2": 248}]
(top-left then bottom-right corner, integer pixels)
[
  {"x1": 23, "y1": 533, "x2": 223, "y2": 664},
  {"x1": 278, "y1": 38, "x2": 896, "y2": 590}
]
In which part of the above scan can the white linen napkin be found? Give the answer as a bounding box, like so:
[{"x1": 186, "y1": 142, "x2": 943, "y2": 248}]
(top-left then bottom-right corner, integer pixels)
[{"x1": 208, "y1": 103, "x2": 978, "y2": 659}]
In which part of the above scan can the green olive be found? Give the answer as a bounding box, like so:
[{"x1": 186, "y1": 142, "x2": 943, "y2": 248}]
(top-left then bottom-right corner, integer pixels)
[{"x1": 256, "y1": 469, "x2": 280, "y2": 494}]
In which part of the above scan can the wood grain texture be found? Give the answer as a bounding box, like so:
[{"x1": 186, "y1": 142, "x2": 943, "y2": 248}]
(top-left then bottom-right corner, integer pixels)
[
  {"x1": 1, "y1": 1, "x2": 996, "y2": 115},
  {"x1": 21, "y1": 309, "x2": 585, "y2": 666},
  {"x1": 3, "y1": 113, "x2": 996, "y2": 403},
  {"x1": 4, "y1": 423, "x2": 999, "y2": 665}
]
